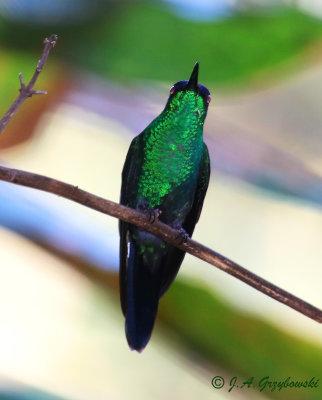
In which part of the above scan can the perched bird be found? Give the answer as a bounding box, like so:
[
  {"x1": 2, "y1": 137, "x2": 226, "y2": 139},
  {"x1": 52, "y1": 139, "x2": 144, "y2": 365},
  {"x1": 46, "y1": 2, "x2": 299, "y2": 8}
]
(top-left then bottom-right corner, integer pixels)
[{"x1": 119, "y1": 62, "x2": 211, "y2": 351}]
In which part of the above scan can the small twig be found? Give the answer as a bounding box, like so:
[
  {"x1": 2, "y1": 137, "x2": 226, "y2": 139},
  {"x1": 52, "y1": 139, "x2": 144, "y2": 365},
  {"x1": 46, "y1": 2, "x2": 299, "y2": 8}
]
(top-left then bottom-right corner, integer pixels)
[
  {"x1": 0, "y1": 165, "x2": 321, "y2": 324},
  {"x1": 0, "y1": 34, "x2": 58, "y2": 134}
]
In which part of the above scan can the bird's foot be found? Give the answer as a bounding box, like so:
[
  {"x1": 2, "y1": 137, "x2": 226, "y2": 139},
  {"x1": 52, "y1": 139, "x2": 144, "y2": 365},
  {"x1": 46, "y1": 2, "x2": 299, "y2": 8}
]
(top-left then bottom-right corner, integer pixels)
[
  {"x1": 147, "y1": 208, "x2": 162, "y2": 223},
  {"x1": 138, "y1": 203, "x2": 162, "y2": 224},
  {"x1": 173, "y1": 226, "x2": 190, "y2": 244}
]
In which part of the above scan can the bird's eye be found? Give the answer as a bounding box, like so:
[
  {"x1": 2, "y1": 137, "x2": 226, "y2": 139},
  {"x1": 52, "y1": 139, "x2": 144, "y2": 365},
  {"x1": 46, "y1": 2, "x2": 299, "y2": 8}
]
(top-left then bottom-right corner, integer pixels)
[
  {"x1": 206, "y1": 94, "x2": 211, "y2": 104},
  {"x1": 170, "y1": 86, "x2": 175, "y2": 94}
]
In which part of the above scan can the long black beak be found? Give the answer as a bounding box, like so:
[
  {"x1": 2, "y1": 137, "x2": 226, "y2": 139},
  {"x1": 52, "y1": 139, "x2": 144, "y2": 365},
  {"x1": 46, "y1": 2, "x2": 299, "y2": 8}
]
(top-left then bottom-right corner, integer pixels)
[{"x1": 186, "y1": 62, "x2": 199, "y2": 91}]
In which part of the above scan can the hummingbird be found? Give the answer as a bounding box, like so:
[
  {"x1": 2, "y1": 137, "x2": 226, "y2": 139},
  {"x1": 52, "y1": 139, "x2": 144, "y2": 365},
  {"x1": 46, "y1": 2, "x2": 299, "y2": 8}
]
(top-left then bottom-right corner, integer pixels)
[{"x1": 119, "y1": 62, "x2": 211, "y2": 352}]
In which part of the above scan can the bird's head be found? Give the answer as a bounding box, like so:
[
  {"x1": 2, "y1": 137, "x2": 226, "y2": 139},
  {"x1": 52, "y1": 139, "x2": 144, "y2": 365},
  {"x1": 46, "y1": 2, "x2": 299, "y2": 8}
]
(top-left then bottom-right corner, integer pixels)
[{"x1": 165, "y1": 62, "x2": 211, "y2": 121}]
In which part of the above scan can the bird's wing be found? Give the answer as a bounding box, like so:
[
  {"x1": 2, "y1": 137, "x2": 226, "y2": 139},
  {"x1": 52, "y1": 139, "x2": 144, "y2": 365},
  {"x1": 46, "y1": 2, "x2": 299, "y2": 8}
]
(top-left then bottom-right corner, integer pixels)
[
  {"x1": 119, "y1": 135, "x2": 141, "y2": 316},
  {"x1": 159, "y1": 143, "x2": 210, "y2": 297},
  {"x1": 183, "y1": 142, "x2": 210, "y2": 233}
]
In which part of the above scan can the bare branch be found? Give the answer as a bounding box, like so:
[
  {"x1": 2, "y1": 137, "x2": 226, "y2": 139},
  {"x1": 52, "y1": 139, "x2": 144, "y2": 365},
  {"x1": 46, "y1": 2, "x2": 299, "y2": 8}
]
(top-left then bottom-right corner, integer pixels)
[
  {"x1": 0, "y1": 34, "x2": 58, "y2": 134},
  {"x1": 18, "y1": 72, "x2": 25, "y2": 87},
  {"x1": 0, "y1": 165, "x2": 321, "y2": 324},
  {"x1": 31, "y1": 90, "x2": 48, "y2": 95}
]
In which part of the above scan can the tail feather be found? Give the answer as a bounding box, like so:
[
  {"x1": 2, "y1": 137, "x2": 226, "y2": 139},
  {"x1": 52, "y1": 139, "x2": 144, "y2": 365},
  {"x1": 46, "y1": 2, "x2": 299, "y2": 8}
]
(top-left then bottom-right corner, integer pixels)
[{"x1": 125, "y1": 242, "x2": 162, "y2": 352}]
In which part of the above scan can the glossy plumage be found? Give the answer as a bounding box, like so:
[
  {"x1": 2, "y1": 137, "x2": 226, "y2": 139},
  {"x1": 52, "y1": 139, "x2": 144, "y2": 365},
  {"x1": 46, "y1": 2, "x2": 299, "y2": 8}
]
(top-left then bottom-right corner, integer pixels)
[{"x1": 119, "y1": 62, "x2": 211, "y2": 351}]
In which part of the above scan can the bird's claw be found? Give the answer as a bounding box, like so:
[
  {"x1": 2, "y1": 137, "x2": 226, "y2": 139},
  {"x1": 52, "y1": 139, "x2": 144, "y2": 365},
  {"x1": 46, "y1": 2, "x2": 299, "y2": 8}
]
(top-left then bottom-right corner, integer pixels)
[
  {"x1": 141, "y1": 207, "x2": 162, "y2": 224},
  {"x1": 174, "y1": 227, "x2": 189, "y2": 244},
  {"x1": 150, "y1": 208, "x2": 162, "y2": 223}
]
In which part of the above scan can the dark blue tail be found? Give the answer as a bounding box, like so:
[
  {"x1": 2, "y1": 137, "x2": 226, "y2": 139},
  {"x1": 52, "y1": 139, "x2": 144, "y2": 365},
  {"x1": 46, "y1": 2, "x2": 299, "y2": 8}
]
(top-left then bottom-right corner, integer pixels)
[{"x1": 125, "y1": 241, "x2": 162, "y2": 352}]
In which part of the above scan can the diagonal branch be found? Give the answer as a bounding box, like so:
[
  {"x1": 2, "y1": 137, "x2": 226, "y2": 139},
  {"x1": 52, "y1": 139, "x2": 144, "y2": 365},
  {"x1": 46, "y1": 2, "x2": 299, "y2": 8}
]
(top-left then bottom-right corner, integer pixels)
[
  {"x1": 0, "y1": 165, "x2": 321, "y2": 324},
  {"x1": 0, "y1": 34, "x2": 58, "y2": 134}
]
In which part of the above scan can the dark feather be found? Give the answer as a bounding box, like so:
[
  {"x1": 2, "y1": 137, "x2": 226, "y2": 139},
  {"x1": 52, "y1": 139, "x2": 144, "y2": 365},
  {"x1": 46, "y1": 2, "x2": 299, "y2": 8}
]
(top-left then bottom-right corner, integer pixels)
[
  {"x1": 119, "y1": 136, "x2": 142, "y2": 316},
  {"x1": 125, "y1": 239, "x2": 164, "y2": 351}
]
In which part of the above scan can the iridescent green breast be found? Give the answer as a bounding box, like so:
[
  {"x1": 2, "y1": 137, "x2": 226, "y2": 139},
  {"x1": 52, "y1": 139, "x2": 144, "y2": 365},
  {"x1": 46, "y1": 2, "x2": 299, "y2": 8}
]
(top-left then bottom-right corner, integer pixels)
[{"x1": 137, "y1": 91, "x2": 206, "y2": 208}]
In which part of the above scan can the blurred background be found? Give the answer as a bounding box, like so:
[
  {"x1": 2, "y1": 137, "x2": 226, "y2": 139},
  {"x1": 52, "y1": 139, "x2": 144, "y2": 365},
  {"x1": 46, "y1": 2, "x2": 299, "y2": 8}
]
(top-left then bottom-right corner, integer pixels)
[{"x1": 0, "y1": 0, "x2": 321, "y2": 399}]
